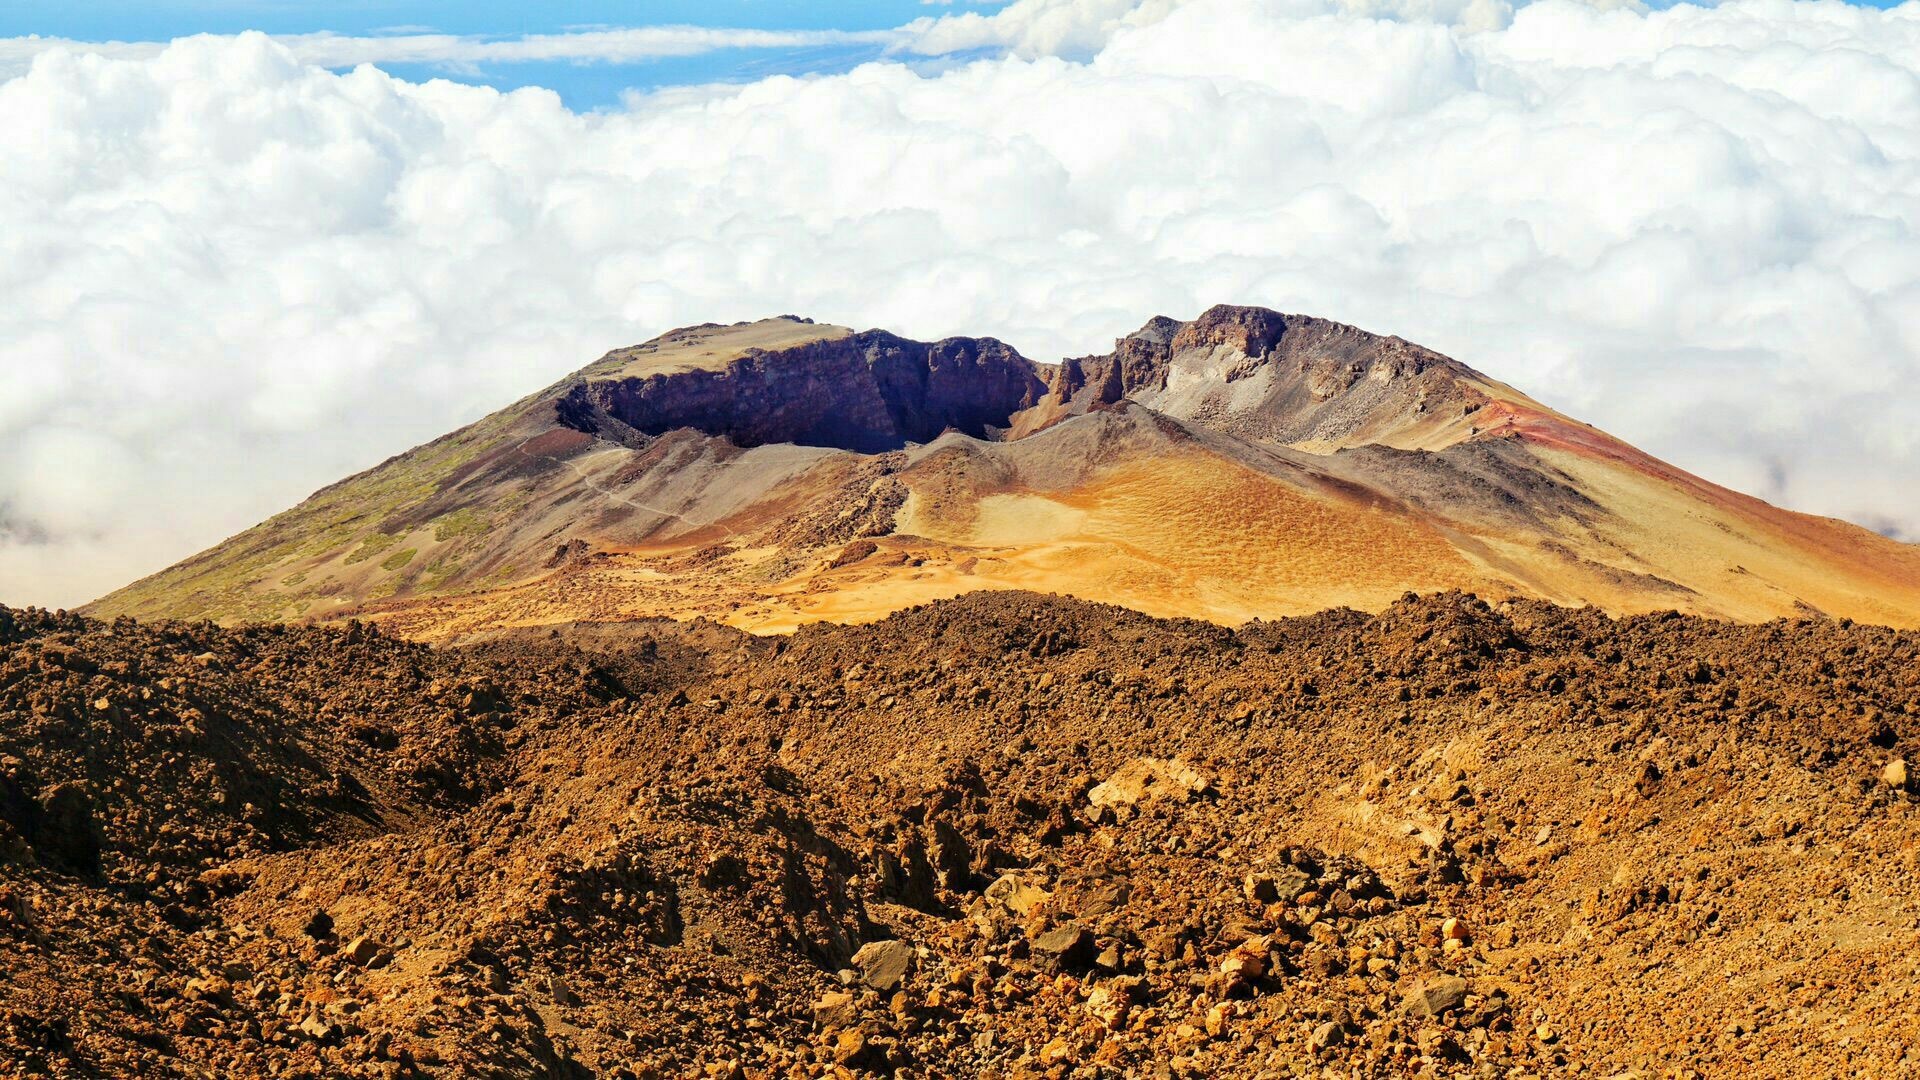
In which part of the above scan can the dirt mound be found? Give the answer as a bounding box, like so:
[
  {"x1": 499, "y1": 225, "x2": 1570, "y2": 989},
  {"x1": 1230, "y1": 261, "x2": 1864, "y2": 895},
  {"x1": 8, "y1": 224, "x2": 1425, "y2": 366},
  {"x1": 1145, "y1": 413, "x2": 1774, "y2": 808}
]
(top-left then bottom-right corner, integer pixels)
[{"x1": 5, "y1": 592, "x2": 1920, "y2": 1077}]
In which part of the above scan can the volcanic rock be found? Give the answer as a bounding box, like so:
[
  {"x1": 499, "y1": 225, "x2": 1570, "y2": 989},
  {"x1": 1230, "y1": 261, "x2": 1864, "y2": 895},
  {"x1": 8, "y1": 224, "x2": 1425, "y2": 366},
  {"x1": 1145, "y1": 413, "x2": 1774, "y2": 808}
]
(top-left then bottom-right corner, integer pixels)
[
  {"x1": 981, "y1": 873, "x2": 1050, "y2": 918},
  {"x1": 851, "y1": 939, "x2": 914, "y2": 992},
  {"x1": 812, "y1": 991, "x2": 858, "y2": 1028},
  {"x1": 1405, "y1": 976, "x2": 1471, "y2": 1019},
  {"x1": 1031, "y1": 925, "x2": 1097, "y2": 974},
  {"x1": 342, "y1": 936, "x2": 384, "y2": 967},
  {"x1": 4, "y1": 589, "x2": 1920, "y2": 1075}
]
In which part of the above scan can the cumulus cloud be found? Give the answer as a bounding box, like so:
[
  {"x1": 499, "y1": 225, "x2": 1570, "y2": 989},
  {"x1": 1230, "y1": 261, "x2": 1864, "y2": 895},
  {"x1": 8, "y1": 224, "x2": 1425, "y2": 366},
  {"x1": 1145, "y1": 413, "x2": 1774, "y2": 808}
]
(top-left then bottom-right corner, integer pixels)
[
  {"x1": 897, "y1": 0, "x2": 1541, "y2": 56},
  {"x1": 3, "y1": 0, "x2": 1920, "y2": 608},
  {"x1": 901, "y1": 0, "x2": 1199, "y2": 57}
]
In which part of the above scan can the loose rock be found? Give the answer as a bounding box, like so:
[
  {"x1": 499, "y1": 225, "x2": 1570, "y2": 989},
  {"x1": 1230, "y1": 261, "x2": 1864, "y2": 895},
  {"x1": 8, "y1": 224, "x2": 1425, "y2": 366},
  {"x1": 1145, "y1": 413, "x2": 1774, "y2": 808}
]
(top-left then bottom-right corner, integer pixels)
[
  {"x1": 1404, "y1": 976, "x2": 1470, "y2": 1019},
  {"x1": 851, "y1": 939, "x2": 914, "y2": 992}
]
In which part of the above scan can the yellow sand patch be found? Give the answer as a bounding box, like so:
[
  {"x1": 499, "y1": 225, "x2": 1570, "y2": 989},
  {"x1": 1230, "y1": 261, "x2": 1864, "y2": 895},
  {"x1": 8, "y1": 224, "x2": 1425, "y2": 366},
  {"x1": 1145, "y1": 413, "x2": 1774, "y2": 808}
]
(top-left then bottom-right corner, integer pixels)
[
  {"x1": 957, "y1": 494, "x2": 1088, "y2": 547},
  {"x1": 836, "y1": 450, "x2": 1488, "y2": 627},
  {"x1": 351, "y1": 446, "x2": 1506, "y2": 639}
]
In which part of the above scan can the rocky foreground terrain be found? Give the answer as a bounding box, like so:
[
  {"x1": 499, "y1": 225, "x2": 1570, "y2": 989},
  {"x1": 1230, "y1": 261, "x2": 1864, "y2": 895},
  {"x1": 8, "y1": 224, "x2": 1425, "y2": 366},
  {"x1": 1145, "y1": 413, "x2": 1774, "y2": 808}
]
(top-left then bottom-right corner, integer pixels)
[{"x1": 4, "y1": 591, "x2": 1920, "y2": 1078}]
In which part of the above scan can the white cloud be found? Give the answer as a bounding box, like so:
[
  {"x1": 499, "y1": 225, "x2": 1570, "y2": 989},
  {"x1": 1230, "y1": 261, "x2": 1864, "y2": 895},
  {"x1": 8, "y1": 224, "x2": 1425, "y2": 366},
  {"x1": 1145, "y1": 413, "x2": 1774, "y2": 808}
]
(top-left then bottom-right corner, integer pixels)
[
  {"x1": 0, "y1": 25, "x2": 895, "y2": 80},
  {"x1": 902, "y1": 0, "x2": 1199, "y2": 57},
  {"x1": 0, "y1": 0, "x2": 1524, "y2": 80},
  {"x1": 4, "y1": 0, "x2": 1920, "y2": 609},
  {"x1": 897, "y1": 0, "x2": 1546, "y2": 57}
]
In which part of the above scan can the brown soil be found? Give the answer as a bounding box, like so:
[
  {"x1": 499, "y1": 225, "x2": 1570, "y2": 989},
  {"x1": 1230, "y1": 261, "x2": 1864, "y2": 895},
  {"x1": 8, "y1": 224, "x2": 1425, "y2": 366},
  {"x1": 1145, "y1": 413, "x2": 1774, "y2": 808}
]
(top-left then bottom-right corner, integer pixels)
[{"x1": 4, "y1": 593, "x2": 1919, "y2": 1078}]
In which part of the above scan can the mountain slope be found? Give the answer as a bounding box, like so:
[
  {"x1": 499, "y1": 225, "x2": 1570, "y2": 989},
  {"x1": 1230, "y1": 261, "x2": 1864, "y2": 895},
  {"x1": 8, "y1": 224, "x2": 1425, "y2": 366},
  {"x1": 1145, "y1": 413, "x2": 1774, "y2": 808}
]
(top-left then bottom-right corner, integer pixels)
[{"x1": 85, "y1": 307, "x2": 1920, "y2": 634}]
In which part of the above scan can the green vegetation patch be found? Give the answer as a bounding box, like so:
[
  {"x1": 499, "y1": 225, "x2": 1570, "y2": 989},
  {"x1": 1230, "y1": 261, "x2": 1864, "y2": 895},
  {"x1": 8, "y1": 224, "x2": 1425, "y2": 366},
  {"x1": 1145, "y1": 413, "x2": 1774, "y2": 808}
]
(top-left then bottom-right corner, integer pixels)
[
  {"x1": 431, "y1": 508, "x2": 489, "y2": 543},
  {"x1": 421, "y1": 554, "x2": 464, "y2": 591},
  {"x1": 381, "y1": 548, "x2": 418, "y2": 572},
  {"x1": 344, "y1": 532, "x2": 400, "y2": 565}
]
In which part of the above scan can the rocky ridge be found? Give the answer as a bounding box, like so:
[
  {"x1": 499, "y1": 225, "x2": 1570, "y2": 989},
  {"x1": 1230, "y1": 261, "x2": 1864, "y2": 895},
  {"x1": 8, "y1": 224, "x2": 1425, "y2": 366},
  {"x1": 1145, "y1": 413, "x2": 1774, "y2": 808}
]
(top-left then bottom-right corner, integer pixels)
[{"x1": 559, "y1": 325, "x2": 1049, "y2": 454}]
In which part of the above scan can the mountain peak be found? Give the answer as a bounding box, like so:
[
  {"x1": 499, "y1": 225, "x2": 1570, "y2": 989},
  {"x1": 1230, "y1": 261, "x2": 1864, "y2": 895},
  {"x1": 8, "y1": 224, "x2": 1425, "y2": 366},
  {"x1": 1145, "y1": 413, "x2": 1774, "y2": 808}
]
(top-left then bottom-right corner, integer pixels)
[
  {"x1": 1022, "y1": 304, "x2": 1499, "y2": 453},
  {"x1": 1169, "y1": 303, "x2": 1289, "y2": 356},
  {"x1": 84, "y1": 306, "x2": 1920, "y2": 633}
]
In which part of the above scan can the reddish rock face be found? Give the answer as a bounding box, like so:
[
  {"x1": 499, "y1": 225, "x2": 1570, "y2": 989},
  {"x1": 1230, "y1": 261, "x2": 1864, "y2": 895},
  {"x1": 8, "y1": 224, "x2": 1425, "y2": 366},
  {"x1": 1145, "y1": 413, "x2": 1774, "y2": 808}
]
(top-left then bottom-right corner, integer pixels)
[
  {"x1": 1040, "y1": 324, "x2": 1178, "y2": 415},
  {"x1": 1169, "y1": 303, "x2": 1290, "y2": 357},
  {"x1": 561, "y1": 330, "x2": 1049, "y2": 453}
]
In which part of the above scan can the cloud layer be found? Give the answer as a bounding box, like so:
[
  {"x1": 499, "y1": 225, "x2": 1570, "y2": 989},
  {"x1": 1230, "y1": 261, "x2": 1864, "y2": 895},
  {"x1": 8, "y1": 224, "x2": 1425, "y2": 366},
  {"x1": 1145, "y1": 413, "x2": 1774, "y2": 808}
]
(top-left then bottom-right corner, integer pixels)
[
  {"x1": 4, "y1": 0, "x2": 1920, "y2": 608},
  {"x1": 0, "y1": 26, "x2": 897, "y2": 80}
]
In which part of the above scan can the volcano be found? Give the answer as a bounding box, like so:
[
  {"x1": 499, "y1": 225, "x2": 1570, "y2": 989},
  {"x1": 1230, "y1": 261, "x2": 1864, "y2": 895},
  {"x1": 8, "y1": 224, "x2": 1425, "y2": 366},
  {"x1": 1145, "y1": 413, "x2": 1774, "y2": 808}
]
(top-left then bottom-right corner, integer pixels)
[{"x1": 85, "y1": 305, "x2": 1920, "y2": 635}]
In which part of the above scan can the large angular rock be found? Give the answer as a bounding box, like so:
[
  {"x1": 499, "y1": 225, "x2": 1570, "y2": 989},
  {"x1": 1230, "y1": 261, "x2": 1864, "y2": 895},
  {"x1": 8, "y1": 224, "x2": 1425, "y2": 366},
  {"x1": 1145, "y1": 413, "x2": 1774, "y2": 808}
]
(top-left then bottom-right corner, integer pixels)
[
  {"x1": 812, "y1": 990, "x2": 858, "y2": 1028},
  {"x1": 852, "y1": 939, "x2": 914, "y2": 992},
  {"x1": 1031, "y1": 924, "x2": 1096, "y2": 973},
  {"x1": 1403, "y1": 976, "x2": 1470, "y2": 1019},
  {"x1": 1244, "y1": 866, "x2": 1314, "y2": 905}
]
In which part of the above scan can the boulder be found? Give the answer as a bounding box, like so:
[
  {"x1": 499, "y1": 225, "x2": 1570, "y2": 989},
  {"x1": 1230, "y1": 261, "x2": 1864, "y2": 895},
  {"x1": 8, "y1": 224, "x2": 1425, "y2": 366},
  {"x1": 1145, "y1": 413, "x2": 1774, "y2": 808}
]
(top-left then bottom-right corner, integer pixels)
[
  {"x1": 833, "y1": 1030, "x2": 889, "y2": 1069},
  {"x1": 298, "y1": 1012, "x2": 336, "y2": 1042},
  {"x1": 183, "y1": 977, "x2": 232, "y2": 1005},
  {"x1": 1403, "y1": 976, "x2": 1470, "y2": 1019},
  {"x1": 1031, "y1": 924, "x2": 1096, "y2": 973},
  {"x1": 342, "y1": 936, "x2": 383, "y2": 967},
  {"x1": 1219, "y1": 940, "x2": 1268, "y2": 985},
  {"x1": 851, "y1": 939, "x2": 914, "y2": 992},
  {"x1": 1245, "y1": 866, "x2": 1313, "y2": 906},
  {"x1": 1085, "y1": 978, "x2": 1142, "y2": 1029},
  {"x1": 812, "y1": 990, "x2": 858, "y2": 1028}
]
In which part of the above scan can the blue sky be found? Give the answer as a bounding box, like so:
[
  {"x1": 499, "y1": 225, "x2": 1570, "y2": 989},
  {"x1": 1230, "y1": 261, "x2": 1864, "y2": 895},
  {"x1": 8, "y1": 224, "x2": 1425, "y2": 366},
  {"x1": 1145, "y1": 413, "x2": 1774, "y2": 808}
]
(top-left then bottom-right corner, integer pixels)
[
  {"x1": 6, "y1": 0, "x2": 1910, "y2": 108},
  {"x1": 0, "y1": 1, "x2": 1013, "y2": 107}
]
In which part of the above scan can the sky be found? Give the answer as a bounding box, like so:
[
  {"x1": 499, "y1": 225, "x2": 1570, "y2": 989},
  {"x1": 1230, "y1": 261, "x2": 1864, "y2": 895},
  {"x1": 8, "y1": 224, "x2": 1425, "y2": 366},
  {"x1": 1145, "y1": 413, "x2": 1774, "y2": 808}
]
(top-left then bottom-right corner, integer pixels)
[
  {"x1": 3, "y1": 0, "x2": 1920, "y2": 608},
  {"x1": 0, "y1": 2, "x2": 968, "y2": 109}
]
